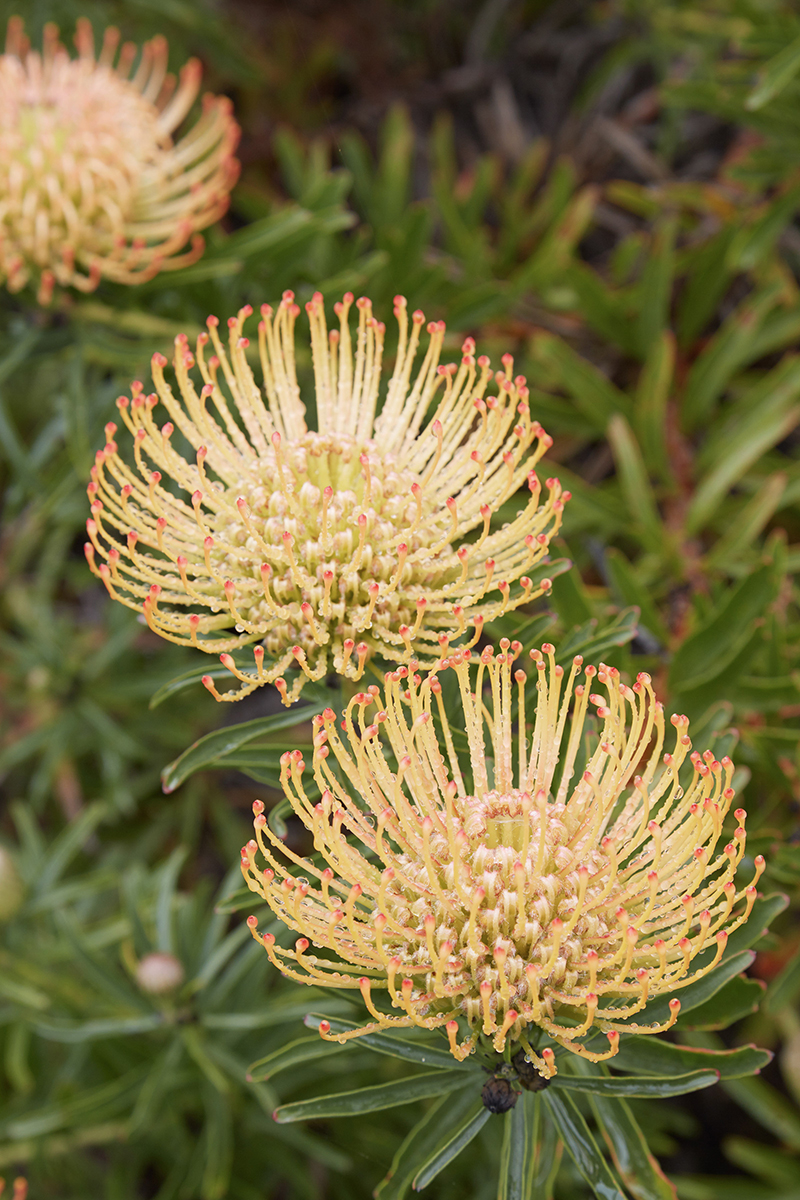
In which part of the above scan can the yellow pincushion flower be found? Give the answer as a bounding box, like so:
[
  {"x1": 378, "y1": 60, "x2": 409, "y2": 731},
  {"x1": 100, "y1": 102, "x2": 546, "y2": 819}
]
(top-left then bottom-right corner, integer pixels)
[
  {"x1": 85, "y1": 293, "x2": 567, "y2": 703},
  {"x1": 0, "y1": 16, "x2": 239, "y2": 302},
  {"x1": 242, "y1": 643, "x2": 762, "y2": 1077}
]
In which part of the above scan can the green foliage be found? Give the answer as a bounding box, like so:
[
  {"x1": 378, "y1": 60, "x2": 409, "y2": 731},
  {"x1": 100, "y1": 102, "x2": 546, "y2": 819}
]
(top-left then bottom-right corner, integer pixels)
[{"x1": 2, "y1": 0, "x2": 800, "y2": 1197}]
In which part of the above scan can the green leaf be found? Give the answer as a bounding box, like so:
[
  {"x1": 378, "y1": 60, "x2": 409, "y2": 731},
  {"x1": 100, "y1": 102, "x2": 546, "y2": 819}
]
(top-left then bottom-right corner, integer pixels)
[
  {"x1": 607, "y1": 414, "x2": 663, "y2": 553},
  {"x1": 723, "y1": 1134, "x2": 800, "y2": 1188},
  {"x1": 604, "y1": 549, "x2": 667, "y2": 643},
  {"x1": 156, "y1": 845, "x2": 189, "y2": 955},
  {"x1": 543, "y1": 1090, "x2": 627, "y2": 1200},
  {"x1": 273, "y1": 1069, "x2": 473, "y2": 1123},
  {"x1": 726, "y1": 186, "x2": 800, "y2": 269},
  {"x1": 161, "y1": 701, "x2": 328, "y2": 793},
  {"x1": 694, "y1": 354, "x2": 800, "y2": 477},
  {"x1": 33, "y1": 1015, "x2": 164, "y2": 1042},
  {"x1": 129, "y1": 1037, "x2": 184, "y2": 1135},
  {"x1": 668, "y1": 566, "x2": 776, "y2": 692},
  {"x1": 676, "y1": 225, "x2": 736, "y2": 346},
  {"x1": 201, "y1": 1081, "x2": 234, "y2": 1200},
  {"x1": 247, "y1": 1036, "x2": 347, "y2": 1082},
  {"x1": 530, "y1": 332, "x2": 633, "y2": 431},
  {"x1": 551, "y1": 1069, "x2": 718, "y2": 1098},
  {"x1": 556, "y1": 608, "x2": 640, "y2": 664},
  {"x1": 303, "y1": 1015, "x2": 479, "y2": 1072},
  {"x1": 34, "y1": 802, "x2": 108, "y2": 896},
  {"x1": 0, "y1": 977, "x2": 49, "y2": 1011},
  {"x1": 209, "y1": 744, "x2": 314, "y2": 789},
  {"x1": 562, "y1": 263, "x2": 639, "y2": 356},
  {"x1": 722, "y1": 1076, "x2": 800, "y2": 1151},
  {"x1": 182, "y1": 1027, "x2": 231, "y2": 1095},
  {"x1": 676, "y1": 975, "x2": 765, "y2": 1030},
  {"x1": 746, "y1": 35, "x2": 800, "y2": 109},
  {"x1": 687, "y1": 397, "x2": 800, "y2": 533},
  {"x1": 412, "y1": 1104, "x2": 490, "y2": 1191},
  {"x1": 149, "y1": 662, "x2": 231, "y2": 709},
  {"x1": 374, "y1": 1088, "x2": 483, "y2": 1200},
  {"x1": 611, "y1": 1037, "x2": 771, "y2": 1080},
  {"x1": 765, "y1": 944, "x2": 800, "y2": 1013},
  {"x1": 705, "y1": 472, "x2": 787, "y2": 568},
  {"x1": 680, "y1": 283, "x2": 784, "y2": 433},
  {"x1": 499, "y1": 1091, "x2": 539, "y2": 1200},
  {"x1": 515, "y1": 185, "x2": 598, "y2": 292},
  {"x1": 635, "y1": 215, "x2": 677, "y2": 356},
  {"x1": 493, "y1": 610, "x2": 557, "y2": 650},
  {"x1": 548, "y1": 564, "x2": 593, "y2": 628},
  {"x1": 529, "y1": 1101, "x2": 562, "y2": 1199},
  {"x1": 635, "y1": 330, "x2": 675, "y2": 484},
  {"x1": 591, "y1": 1096, "x2": 677, "y2": 1200}
]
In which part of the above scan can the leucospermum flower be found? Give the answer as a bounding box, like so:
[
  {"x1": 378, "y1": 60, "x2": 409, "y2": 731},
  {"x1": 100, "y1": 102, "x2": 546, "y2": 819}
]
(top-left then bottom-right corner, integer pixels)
[
  {"x1": 241, "y1": 643, "x2": 763, "y2": 1077},
  {"x1": 85, "y1": 293, "x2": 567, "y2": 703},
  {"x1": 0, "y1": 16, "x2": 239, "y2": 303}
]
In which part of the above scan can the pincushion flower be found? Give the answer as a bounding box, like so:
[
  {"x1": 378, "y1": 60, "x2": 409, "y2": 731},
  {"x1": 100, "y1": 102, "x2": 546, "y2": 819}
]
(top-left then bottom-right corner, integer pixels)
[
  {"x1": 241, "y1": 643, "x2": 763, "y2": 1077},
  {"x1": 85, "y1": 292, "x2": 567, "y2": 703},
  {"x1": 0, "y1": 16, "x2": 239, "y2": 303}
]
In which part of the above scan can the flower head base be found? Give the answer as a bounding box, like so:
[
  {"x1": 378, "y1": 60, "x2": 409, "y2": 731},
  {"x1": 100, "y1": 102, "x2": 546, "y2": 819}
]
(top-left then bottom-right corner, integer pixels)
[
  {"x1": 242, "y1": 643, "x2": 763, "y2": 1076},
  {"x1": 86, "y1": 293, "x2": 567, "y2": 704},
  {"x1": 0, "y1": 17, "x2": 239, "y2": 302}
]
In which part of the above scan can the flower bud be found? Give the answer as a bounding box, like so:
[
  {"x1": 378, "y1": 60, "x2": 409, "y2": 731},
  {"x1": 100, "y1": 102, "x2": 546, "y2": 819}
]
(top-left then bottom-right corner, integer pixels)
[{"x1": 135, "y1": 953, "x2": 185, "y2": 995}]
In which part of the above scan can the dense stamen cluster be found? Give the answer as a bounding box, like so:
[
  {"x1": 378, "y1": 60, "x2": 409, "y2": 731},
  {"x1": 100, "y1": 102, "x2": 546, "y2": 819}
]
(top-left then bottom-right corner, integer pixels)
[
  {"x1": 0, "y1": 16, "x2": 239, "y2": 302},
  {"x1": 242, "y1": 643, "x2": 762, "y2": 1076},
  {"x1": 85, "y1": 292, "x2": 567, "y2": 703}
]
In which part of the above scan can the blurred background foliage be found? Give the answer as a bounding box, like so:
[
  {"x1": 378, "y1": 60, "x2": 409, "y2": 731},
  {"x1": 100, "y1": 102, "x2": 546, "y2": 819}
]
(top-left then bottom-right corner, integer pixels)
[{"x1": 3, "y1": 0, "x2": 800, "y2": 1196}]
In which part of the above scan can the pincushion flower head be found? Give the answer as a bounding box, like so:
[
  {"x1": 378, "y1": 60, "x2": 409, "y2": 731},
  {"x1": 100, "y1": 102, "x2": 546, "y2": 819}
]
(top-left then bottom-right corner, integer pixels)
[
  {"x1": 0, "y1": 16, "x2": 239, "y2": 303},
  {"x1": 241, "y1": 643, "x2": 763, "y2": 1077},
  {"x1": 85, "y1": 292, "x2": 567, "y2": 703}
]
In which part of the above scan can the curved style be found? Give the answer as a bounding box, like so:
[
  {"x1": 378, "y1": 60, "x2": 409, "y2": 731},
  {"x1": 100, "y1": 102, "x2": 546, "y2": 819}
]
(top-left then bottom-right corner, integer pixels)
[
  {"x1": 86, "y1": 293, "x2": 567, "y2": 703},
  {"x1": 0, "y1": 16, "x2": 239, "y2": 301},
  {"x1": 242, "y1": 643, "x2": 762, "y2": 1075}
]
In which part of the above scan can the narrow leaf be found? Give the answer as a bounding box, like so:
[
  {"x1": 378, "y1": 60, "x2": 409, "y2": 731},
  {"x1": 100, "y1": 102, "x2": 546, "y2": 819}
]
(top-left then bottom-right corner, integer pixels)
[
  {"x1": 591, "y1": 1096, "x2": 676, "y2": 1200},
  {"x1": 550, "y1": 1069, "x2": 718, "y2": 1098},
  {"x1": 248, "y1": 1036, "x2": 347, "y2": 1082},
  {"x1": 705, "y1": 473, "x2": 787, "y2": 568},
  {"x1": 687, "y1": 407, "x2": 800, "y2": 533},
  {"x1": 412, "y1": 1103, "x2": 489, "y2": 1191},
  {"x1": 161, "y1": 701, "x2": 327, "y2": 793},
  {"x1": 543, "y1": 1090, "x2": 627, "y2": 1200},
  {"x1": 668, "y1": 567, "x2": 776, "y2": 692},
  {"x1": 499, "y1": 1091, "x2": 540, "y2": 1200},
  {"x1": 676, "y1": 975, "x2": 765, "y2": 1031},
  {"x1": 765, "y1": 944, "x2": 800, "y2": 1014},
  {"x1": 374, "y1": 1089, "x2": 481, "y2": 1200},
  {"x1": 746, "y1": 36, "x2": 800, "y2": 109},
  {"x1": 635, "y1": 330, "x2": 675, "y2": 483},
  {"x1": 612, "y1": 1037, "x2": 771, "y2": 1080},
  {"x1": 273, "y1": 1069, "x2": 472, "y2": 1122},
  {"x1": 607, "y1": 414, "x2": 663, "y2": 552},
  {"x1": 723, "y1": 1076, "x2": 800, "y2": 1151},
  {"x1": 530, "y1": 332, "x2": 632, "y2": 430}
]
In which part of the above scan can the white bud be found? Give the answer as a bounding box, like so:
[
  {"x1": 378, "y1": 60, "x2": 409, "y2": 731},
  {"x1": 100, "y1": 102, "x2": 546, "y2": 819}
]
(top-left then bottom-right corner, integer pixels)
[{"x1": 135, "y1": 952, "x2": 185, "y2": 995}]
